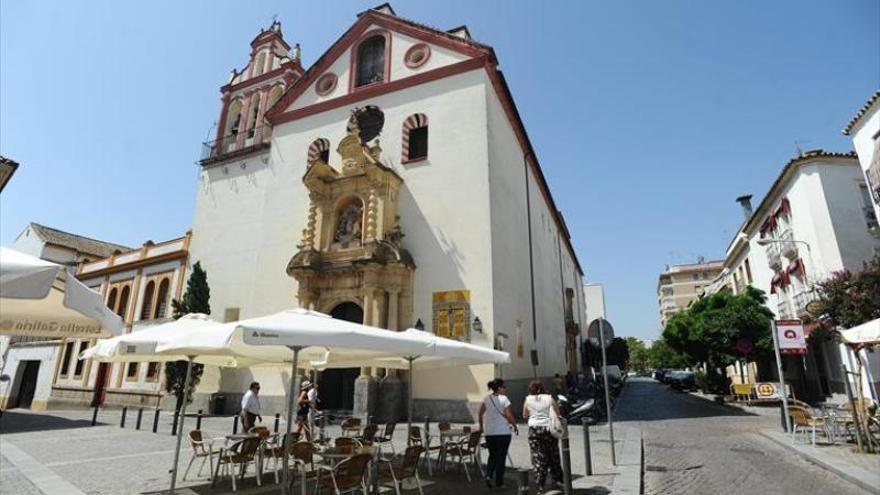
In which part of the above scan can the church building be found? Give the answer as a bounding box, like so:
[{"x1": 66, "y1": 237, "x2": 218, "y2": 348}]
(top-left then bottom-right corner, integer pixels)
[{"x1": 189, "y1": 4, "x2": 586, "y2": 420}]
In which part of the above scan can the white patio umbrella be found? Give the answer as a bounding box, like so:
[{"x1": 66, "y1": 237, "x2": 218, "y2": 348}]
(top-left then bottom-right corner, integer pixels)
[
  {"x1": 840, "y1": 318, "x2": 880, "y2": 345},
  {"x1": 0, "y1": 246, "x2": 123, "y2": 338},
  {"x1": 82, "y1": 314, "x2": 258, "y2": 494},
  {"x1": 313, "y1": 328, "x2": 511, "y2": 450},
  {"x1": 234, "y1": 309, "x2": 437, "y2": 495}
]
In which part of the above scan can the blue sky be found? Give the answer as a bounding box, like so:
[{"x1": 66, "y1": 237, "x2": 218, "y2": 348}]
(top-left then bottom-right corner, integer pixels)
[{"x1": 1, "y1": 1, "x2": 877, "y2": 339}]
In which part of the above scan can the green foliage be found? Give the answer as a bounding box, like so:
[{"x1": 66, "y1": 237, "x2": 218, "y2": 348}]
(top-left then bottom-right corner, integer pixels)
[
  {"x1": 171, "y1": 261, "x2": 211, "y2": 318},
  {"x1": 164, "y1": 261, "x2": 210, "y2": 411},
  {"x1": 647, "y1": 340, "x2": 692, "y2": 369},
  {"x1": 626, "y1": 337, "x2": 650, "y2": 374},
  {"x1": 661, "y1": 286, "x2": 774, "y2": 372},
  {"x1": 812, "y1": 254, "x2": 880, "y2": 331}
]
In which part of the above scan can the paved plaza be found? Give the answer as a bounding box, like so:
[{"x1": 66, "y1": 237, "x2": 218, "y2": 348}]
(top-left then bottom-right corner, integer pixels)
[{"x1": 0, "y1": 403, "x2": 634, "y2": 495}]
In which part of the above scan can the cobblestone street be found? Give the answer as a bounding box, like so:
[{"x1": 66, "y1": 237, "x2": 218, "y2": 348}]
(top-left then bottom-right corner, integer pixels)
[{"x1": 616, "y1": 378, "x2": 872, "y2": 495}]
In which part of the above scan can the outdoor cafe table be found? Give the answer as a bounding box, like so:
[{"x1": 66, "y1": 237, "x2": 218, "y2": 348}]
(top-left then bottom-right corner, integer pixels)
[
  {"x1": 424, "y1": 428, "x2": 469, "y2": 473},
  {"x1": 318, "y1": 444, "x2": 377, "y2": 466}
]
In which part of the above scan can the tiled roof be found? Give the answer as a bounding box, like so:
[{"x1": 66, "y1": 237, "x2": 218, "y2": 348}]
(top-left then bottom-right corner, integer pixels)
[
  {"x1": 28, "y1": 223, "x2": 132, "y2": 259},
  {"x1": 842, "y1": 90, "x2": 880, "y2": 135}
]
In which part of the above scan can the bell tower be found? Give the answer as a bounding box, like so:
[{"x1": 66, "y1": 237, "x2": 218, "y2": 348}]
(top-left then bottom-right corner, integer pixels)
[{"x1": 200, "y1": 20, "x2": 303, "y2": 166}]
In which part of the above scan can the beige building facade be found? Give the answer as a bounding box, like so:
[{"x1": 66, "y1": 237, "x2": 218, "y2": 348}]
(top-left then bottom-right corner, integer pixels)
[{"x1": 657, "y1": 259, "x2": 724, "y2": 328}]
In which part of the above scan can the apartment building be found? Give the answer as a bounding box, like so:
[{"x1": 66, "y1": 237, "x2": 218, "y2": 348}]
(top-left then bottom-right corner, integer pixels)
[
  {"x1": 844, "y1": 90, "x2": 880, "y2": 226},
  {"x1": 657, "y1": 258, "x2": 724, "y2": 328},
  {"x1": 708, "y1": 150, "x2": 880, "y2": 401}
]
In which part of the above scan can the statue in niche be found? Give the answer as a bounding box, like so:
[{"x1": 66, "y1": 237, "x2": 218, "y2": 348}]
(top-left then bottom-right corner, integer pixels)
[{"x1": 333, "y1": 201, "x2": 363, "y2": 249}]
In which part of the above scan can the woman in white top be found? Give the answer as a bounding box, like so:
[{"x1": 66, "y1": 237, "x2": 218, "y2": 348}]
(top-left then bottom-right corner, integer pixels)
[
  {"x1": 478, "y1": 378, "x2": 518, "y2": 489},
  {"x1": 522, "y1": 380, "x2": 563, "y2": 491}
]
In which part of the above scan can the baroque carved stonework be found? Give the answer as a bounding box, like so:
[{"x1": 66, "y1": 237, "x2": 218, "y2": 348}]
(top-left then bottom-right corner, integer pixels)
[{"x1": 288, "y1": 107, "x2": 414, "y2": 329}]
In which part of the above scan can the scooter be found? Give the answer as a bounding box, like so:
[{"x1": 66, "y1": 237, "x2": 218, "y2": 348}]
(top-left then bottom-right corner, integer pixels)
[{"x1": 557, "y1": 394, "x2": 596, "y2": 423}]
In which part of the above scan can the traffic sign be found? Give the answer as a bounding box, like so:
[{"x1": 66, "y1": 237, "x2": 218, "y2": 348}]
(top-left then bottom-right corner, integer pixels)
[
  {"x1": 776, "y1": 319, "x2": 807, "y2": 355},
  {"x1": 587, "y1": 318, "x2": 614, "y2": 348}
]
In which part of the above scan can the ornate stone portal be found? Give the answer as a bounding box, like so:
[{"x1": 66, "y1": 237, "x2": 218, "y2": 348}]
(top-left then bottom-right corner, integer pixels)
[{"x1": 287, "y1": 106, "x2": 415, "y2": 420}]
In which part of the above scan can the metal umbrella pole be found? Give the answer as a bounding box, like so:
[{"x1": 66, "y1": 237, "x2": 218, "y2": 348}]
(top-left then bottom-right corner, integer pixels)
[
  {"x1": 282, "y1": 346, "x2": 303, "y2": 495},
  {"x1": 407, "y1": 356, "x2": 416, "y2": 445},
  {"x1": 169, "y1": 357, "x2": 194, "y2": 494}
]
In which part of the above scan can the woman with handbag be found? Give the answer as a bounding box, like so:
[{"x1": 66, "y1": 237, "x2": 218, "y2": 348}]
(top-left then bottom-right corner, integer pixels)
[
  {"x1": 522, "y1": 380, "x2": 564, "y2": 492},
  {"x1": 478, "y1": 378, "x2": 518, "y2": 489}
]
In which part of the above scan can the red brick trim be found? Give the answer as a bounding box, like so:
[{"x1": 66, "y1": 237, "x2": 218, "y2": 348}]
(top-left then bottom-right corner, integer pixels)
[
  {"x1": 222, "y1": 62, "x2": 303, "y2": 94},
  {"x1": 404, "y1": 43, "x2": 431, "y2": 69},
  {"x1": 348, "y1": 29, "x2": 392, "y2": 93},
  {"x1": 269, "y1": 57, "x2": 485, "y2": 125},
  {"x1": 264, "y1": 10, "x2": 494, "y2": 123}
]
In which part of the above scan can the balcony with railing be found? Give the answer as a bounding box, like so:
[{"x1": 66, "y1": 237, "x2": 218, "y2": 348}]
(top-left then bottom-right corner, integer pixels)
[
  {"x1": 793, "y1": 291, "x2": 817, "y2": 316},
  {"x1": 765, "y1": 241, "x2": 782, "y2": 268},
  {"x1": 200, "y1": 125, "x2": 272, "y2": 166},
  {"x1": 777, "y1": 229, "x2": 798, "y2": 258},
  {"x1": 777, "y1": 298, "x2": 793, "y2": 319}
]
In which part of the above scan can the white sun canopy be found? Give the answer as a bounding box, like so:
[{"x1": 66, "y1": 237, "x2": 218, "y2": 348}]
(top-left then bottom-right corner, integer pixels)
[
  {"x1": 840, "y1": 318, "x2": 880, "y2": 345},
  {"x1": 1, "y1": 247, "x2": 123, "y2": 338}
]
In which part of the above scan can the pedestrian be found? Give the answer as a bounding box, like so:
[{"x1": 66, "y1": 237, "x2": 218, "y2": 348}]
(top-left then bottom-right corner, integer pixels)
[
  {"x1": 553, "y1": 373, "x2": 564, "y2": 395},
  {"x1": 294, "y1": 380, "x2": 314, "y2": 438},
  {"x1": 306, "y1": 382, "x2": 319, "y2": 433},
  {"x1": 522, "y1": 380, "x2": 564, "y2": 493},
  {"x1": 240, "y1": 381, "x2": 262, "y2": 431},
  {"x1": 478, "y1": 378, "x2": 518, "y2": 490}
]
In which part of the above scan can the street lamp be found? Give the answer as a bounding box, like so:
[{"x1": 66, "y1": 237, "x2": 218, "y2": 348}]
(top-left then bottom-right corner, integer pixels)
[{"x1": 472, "y1": 316, "x2": 483, "y2": 334}]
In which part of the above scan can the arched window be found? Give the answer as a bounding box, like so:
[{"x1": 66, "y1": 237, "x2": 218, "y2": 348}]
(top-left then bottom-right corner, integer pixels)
[
  {"x1": 355, "y1": 35, "x2": 386, "y2": 87},
  {"x1": 402, "y1": 113, "x2": 428, "y2": 162},
  {"x1": 154, "y1": 279, "x2": 170, "y2": 319},
  {"x1": 106, "y1": 288, "x2": 118, "y2": 312},
  {"x1": 308, "y1": 138, "x2": 330, "y2": 163},
  {"x1": 267, "y1": 84, "x2": 284, "y2": 110},
  {"x1": 140, "y1": 281, "x2": 155, "y2": 320},
  {"x1": 225, "y1": 99, "x2": 243, "y2": 138},
  {"x1": 254, "y1": 51, "x2": 267, "y2": 77},
  {"x1": 247, "y1": 93, "x2": 261, "y2": 139},
  {"x1": 117, "y1": 286, "x2": 131, "y2": 319}
]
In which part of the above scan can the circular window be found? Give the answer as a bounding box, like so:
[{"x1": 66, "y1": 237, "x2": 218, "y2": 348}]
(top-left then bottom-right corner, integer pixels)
[
  {"x1": 404, "y1": 44, "x2": 431, "y2": 69},
  {"x1": 315, "y1": 73, "x2": 338, "y2": 96}
]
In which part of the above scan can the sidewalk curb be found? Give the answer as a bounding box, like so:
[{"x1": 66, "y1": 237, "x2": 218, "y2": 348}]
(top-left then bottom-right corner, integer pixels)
[{"x1": 758, "y1": 430, "x2": 880, "y2": 495}]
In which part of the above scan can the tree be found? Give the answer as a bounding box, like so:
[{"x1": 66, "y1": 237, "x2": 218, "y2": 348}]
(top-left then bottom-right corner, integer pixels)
[
  {"x1": 626, "y1": 337, "x2": 650, "y2": 374},
  {"x1": 647, "y1": 340, "x2": 692, "y2": 370},
  {"x1": 812, "y1": 254, "x2": 880, "y2": 331},
  {"x1": 164, "y1": 262, "x2": 210, "y2": 413},
  {"x1": 661, "y1": 286, "x2": 774, "y2": 392}
]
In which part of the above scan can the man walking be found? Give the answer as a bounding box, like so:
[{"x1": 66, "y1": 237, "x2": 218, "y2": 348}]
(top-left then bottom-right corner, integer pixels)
[{"x1": 240, "y1": 381, "x2": 262, "y2": 431}]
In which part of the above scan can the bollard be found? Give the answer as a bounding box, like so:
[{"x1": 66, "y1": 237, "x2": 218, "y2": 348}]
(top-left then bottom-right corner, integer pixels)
[
  {"x1": 196, "y1": 409, "x2": 203, "y2": 430},
  {"x1": 515, "y1": 468, "x2": 530, "y2": 494},
  {"x1": 91, "y1": 405, "x2": 99, "y2": 426},
  {"x1": 582, "y1": 417, "x2": 593, "y2": 476},
  {"x1": 233, "y1": 415, "x2": 239, "y2": 434},
  {"x1": 152, "y1": 409, "x2": 161, "y2": 433},
  {"x1": 560, "y1": 420, "x2": 573, "y2": 495},
  {"x1": 120, "y1": 407, "x2": 128, "y2": 428},
  {"x1": 171, "y1": 409, "x2": 179, "y2": 436},
  {"x1": 136, "y1": 408, "x2": 144, "y2": 430},
  {"x1": 274, "y1": 413, "x2": 280, "y2": 433}
]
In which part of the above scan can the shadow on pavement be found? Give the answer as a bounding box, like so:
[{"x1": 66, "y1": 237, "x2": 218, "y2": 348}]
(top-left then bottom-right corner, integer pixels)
[
  {"x1": 0, "y1": 410, "x2": 100, "y2": 433},
  {"x1": 614, "y1": 379, "x2": 756, "y2": 422}
]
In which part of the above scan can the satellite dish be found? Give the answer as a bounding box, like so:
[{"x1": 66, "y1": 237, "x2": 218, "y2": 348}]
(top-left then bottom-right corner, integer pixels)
[{"x1": 350, "y1": 105, "x2": 384, "y2": 144}]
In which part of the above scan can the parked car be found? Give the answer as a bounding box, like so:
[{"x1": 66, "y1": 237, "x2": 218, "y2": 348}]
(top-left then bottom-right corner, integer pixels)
[
  {"x1": 667, "y1": 370, "x2": 696, "y2": 391},
  {"x1": 654, "y1": 368, "x2": 669, "y2": 382}
]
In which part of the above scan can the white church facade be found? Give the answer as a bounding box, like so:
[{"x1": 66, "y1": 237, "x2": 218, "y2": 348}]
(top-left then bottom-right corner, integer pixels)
[{"x1": 189, "y1": 5, "x2": 586, "y2": 420}]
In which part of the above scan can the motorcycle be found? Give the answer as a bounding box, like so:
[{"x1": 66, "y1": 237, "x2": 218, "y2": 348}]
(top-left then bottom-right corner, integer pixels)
[{"x1": 557, "y1": 394, "x2": 597, "y2": 424}]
